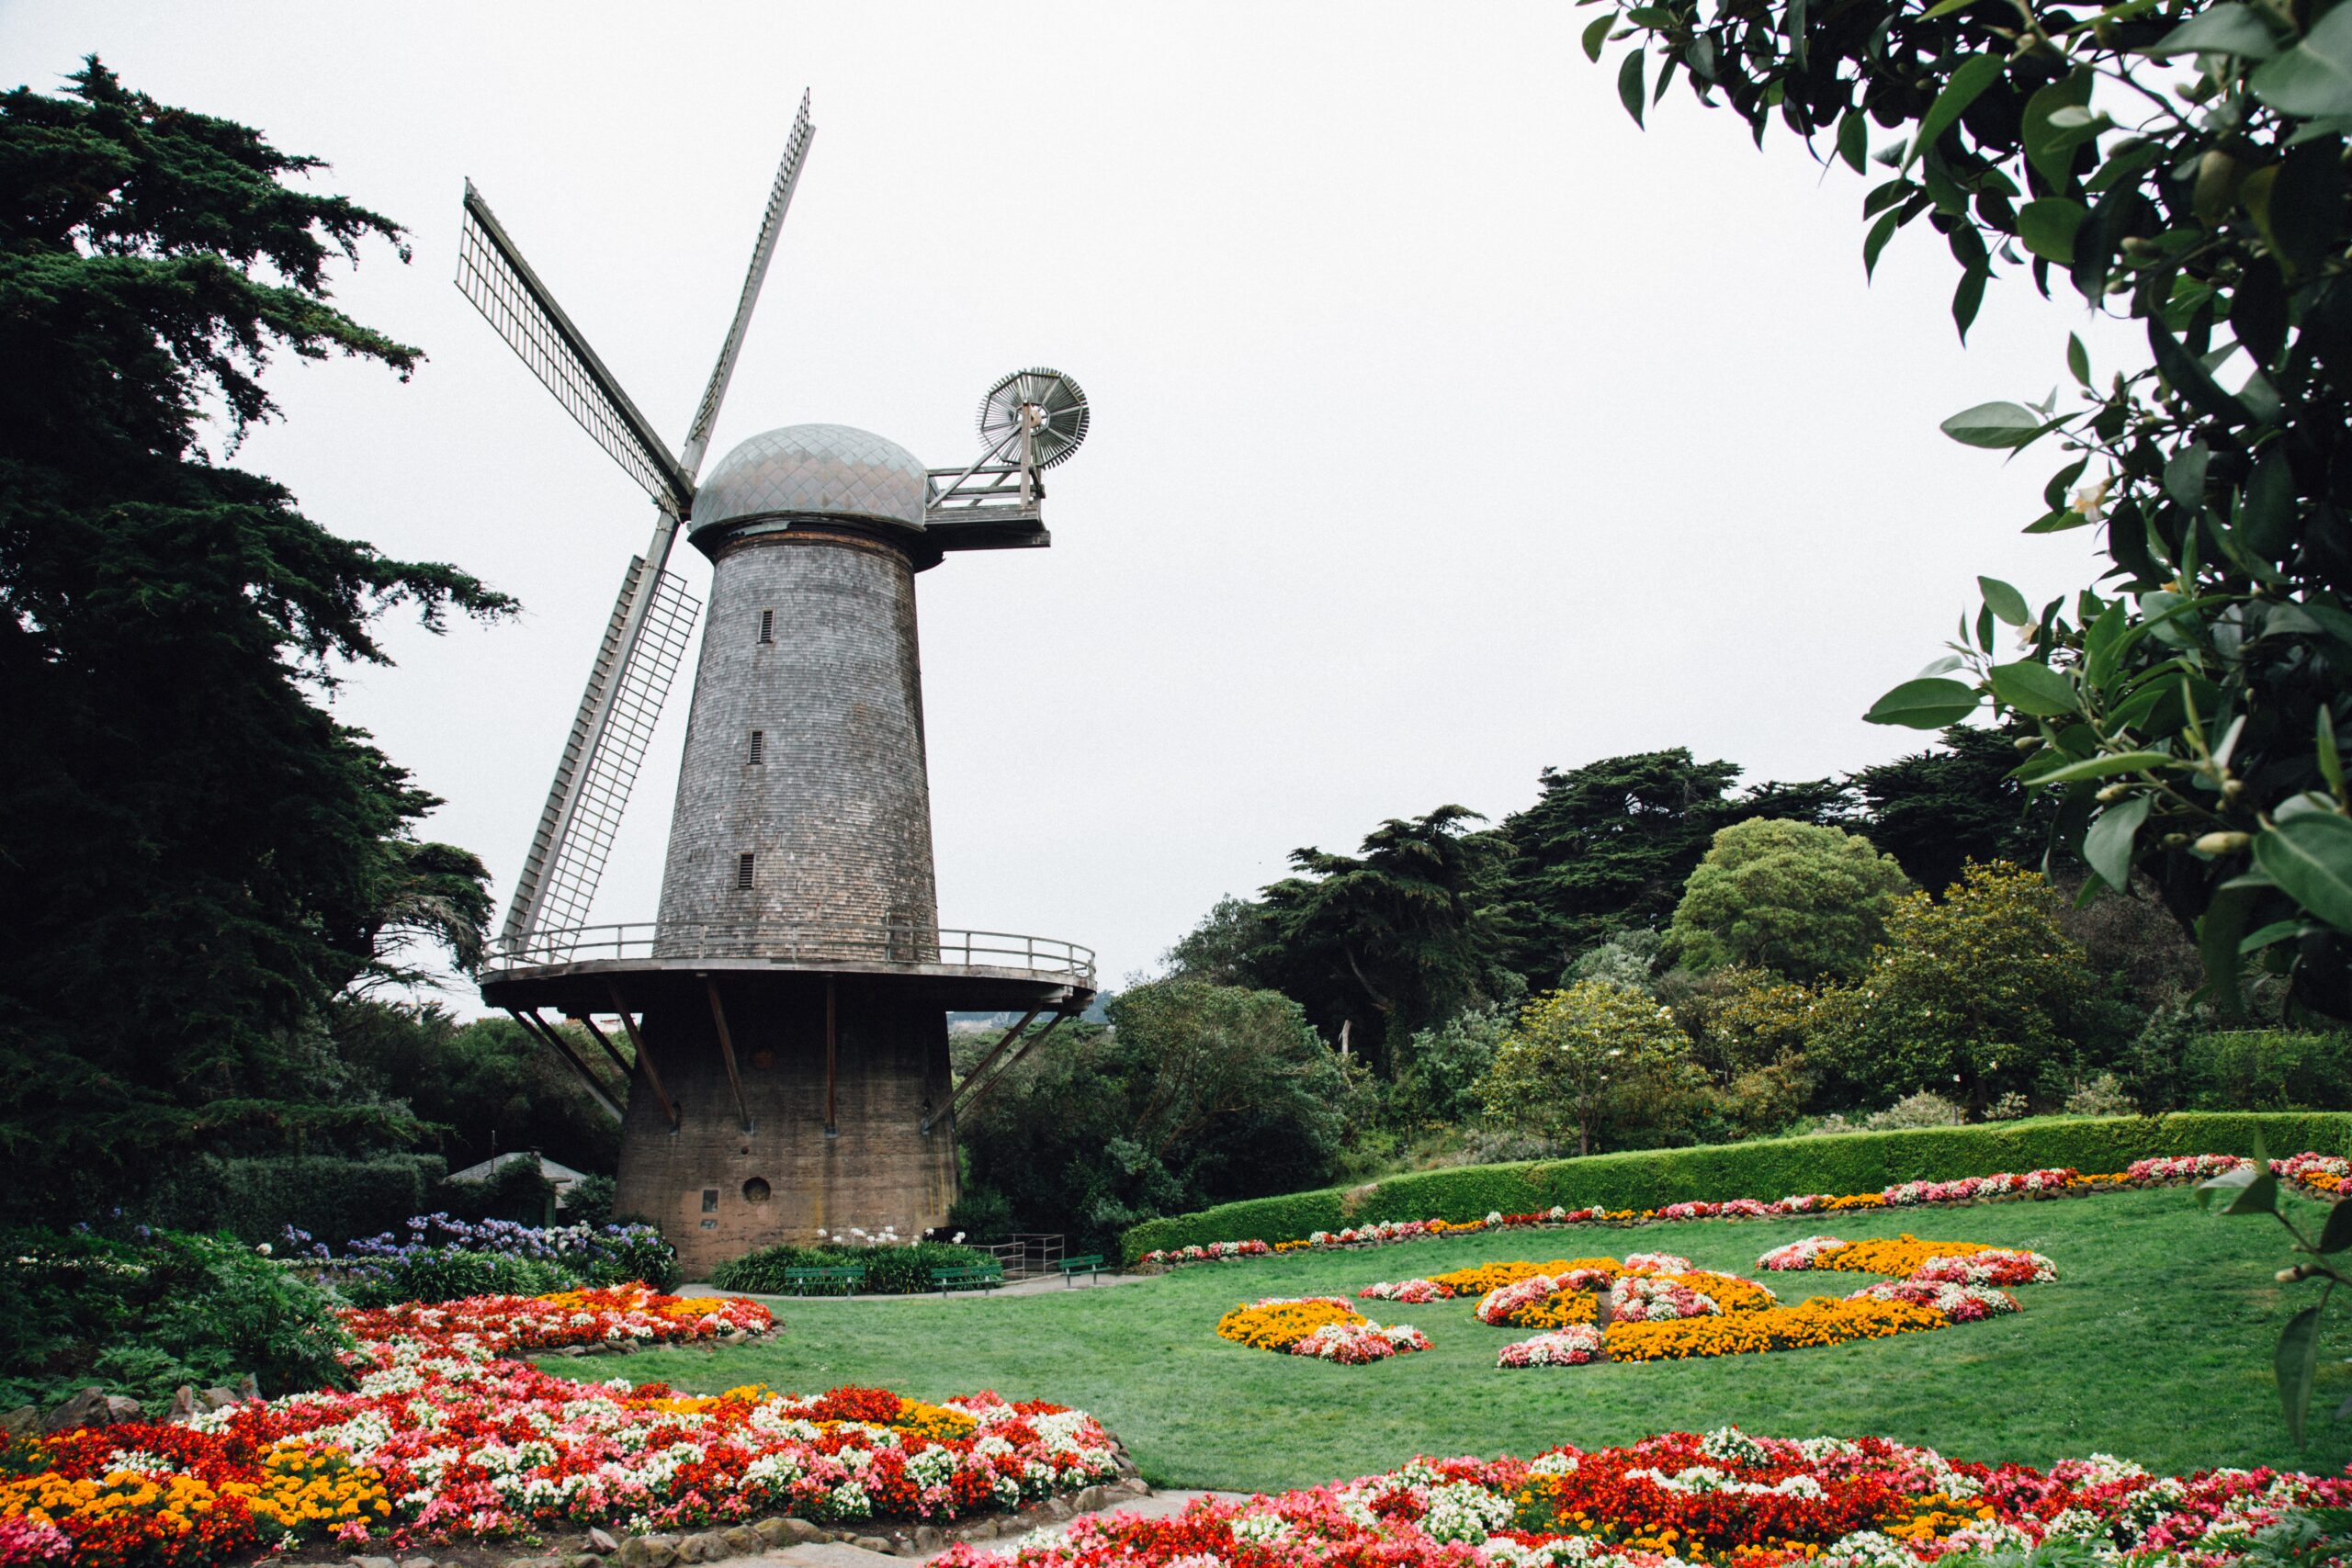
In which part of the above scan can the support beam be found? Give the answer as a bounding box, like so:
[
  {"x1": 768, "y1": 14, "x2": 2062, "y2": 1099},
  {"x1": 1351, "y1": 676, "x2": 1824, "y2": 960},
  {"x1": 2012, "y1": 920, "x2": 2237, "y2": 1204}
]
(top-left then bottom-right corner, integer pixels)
[
  {"x1": 823, "y1": 979, "x2": 838, "y2": 1135},
  {"x1": 571, "y1": 1011, "x2": 633, "y2": 1082},
  {"x1": 508, "y1": 1009, "x2": 622, "y2": 1122},
  {"x1": 954, "y1": 1012, "x2": 1071, "y2": 1124},
  {"x1": 605, "y1": 984, "x2": 680, "y2": 1129},
  {"x1": 922, "y1": 1006, "x2": 1040, "y2": 1134},
  {"x1": 703, "y1": 978, "x2": 753, "y2": 1133}
]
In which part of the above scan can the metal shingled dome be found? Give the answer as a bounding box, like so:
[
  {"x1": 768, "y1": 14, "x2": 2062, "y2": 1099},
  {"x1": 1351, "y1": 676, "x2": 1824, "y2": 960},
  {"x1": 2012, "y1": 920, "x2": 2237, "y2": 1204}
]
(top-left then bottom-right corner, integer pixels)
[{"x1": 692, "y1": 423, "x2": 929, "y2": 531}]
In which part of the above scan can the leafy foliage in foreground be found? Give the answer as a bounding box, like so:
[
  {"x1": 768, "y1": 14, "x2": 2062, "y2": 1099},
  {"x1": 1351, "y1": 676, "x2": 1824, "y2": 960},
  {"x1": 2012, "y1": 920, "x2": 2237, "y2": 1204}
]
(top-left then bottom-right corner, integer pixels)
[
  {"x1": 1582, "y1": 0, "x2": 2352, "y2": 1012},
  {"x1": 0, "y1": 61, "x2": 510, "y2": 1219},
  {"x1": 0, "y1": 1225, "x2": 352, "y2": 1412}
]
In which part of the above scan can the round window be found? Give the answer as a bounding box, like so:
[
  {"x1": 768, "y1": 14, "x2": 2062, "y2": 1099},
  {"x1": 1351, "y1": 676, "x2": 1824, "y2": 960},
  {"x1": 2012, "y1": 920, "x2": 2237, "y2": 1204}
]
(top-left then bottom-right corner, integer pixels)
[{"x1": 741, "y1": 1178, "x2": 772, "y2": 1204}]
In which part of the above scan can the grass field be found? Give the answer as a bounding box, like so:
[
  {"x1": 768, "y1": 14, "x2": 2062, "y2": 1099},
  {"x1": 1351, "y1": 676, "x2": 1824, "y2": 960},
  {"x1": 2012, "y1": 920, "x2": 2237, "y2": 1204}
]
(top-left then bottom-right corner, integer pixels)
[{"x1": 569, "y1": 1186, "x2": 2352, "y2": 1494}]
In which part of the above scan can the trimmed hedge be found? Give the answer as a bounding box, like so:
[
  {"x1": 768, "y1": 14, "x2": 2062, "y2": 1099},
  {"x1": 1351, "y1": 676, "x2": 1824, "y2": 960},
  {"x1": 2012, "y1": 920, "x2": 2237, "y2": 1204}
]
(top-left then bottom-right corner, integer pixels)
[
  {"x1": 1118, "y1": 1112, "x2": 2352, "y2": 1264},
  {"x1": 144, "y1": 1154, "x2": 449, "y2": 1245}
]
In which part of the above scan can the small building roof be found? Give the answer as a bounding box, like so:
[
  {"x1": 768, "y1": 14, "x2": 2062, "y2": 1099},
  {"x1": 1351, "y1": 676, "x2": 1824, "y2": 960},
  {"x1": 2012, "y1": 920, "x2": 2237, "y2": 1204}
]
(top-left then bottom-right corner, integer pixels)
[{"x1": 446, "y1": 1151, "x2": 590, "y2": 1189}]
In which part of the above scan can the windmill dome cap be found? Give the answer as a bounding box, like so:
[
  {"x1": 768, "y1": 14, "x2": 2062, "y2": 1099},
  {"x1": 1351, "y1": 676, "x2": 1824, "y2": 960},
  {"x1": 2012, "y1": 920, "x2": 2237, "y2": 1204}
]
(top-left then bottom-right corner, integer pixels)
[{"x1": 693, "y1": 423, "x2": 930, "y2": 532}]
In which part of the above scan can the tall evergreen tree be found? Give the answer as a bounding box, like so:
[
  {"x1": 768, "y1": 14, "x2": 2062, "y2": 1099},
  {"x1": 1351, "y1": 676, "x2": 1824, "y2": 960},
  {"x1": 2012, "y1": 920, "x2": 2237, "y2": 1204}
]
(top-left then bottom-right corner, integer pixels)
[
  {"x1": 1492, "y1": 750, "x2": 1845, "y2": 984},
  {"x1": 0, "y1": 62, "x2": 510, "y2": 1216},
  {"x1": 1847, "y1": 727, "x2": 2057, "y2": 896},
  {"x1": 1253, "y1": 806, "x2": 1510, "y2": 1072}
]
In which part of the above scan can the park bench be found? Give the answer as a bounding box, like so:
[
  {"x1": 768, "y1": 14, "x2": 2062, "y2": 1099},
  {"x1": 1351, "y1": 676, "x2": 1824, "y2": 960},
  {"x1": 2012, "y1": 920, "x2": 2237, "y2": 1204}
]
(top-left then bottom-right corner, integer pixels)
[
  {"x1": 1057, "y1": 1254, "x2": 1111, "y2": 1286},
  {"x1": 931, "y1": 1262, "x2": 1004, "y2": 1298},
  {"x1": 779, "y1": 1266, "x2": 865, "y2": 1297}
]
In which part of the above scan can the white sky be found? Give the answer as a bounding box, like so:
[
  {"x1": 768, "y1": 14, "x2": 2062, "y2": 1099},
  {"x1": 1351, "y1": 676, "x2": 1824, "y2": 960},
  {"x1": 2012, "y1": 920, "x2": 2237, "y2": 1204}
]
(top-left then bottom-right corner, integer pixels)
[{"x1": 3, "y1": 3, "x2": 2141, "y2": 1004}]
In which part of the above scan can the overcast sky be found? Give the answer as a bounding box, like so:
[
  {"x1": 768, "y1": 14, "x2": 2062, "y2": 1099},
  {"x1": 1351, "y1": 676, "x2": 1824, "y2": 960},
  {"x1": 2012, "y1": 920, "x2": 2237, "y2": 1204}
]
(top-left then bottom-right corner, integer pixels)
[{"x1": 5, "y1": 3, "x2": 2140, "y2": 1004}]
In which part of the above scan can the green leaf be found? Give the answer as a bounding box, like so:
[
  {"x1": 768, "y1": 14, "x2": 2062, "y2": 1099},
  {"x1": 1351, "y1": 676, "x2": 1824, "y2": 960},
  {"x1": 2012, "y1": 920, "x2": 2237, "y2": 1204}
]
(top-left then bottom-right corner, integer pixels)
[
  {"x1": 1941, "y1": 400, "x2": 2045, "y2": 447},
  {"x1": 2254, "y1": 814, "x2": 2352, "y2": 935},
  {"x1": 2152, "y1": 316, "x2": 2256, "y2": 427},
  {"x1": 1952, "y1": 265, "x2": 1989, "y2": 342},
  {"x1": 2253, "y1": 3, "x2": 2352, "y2": 118},
  {"x1": 1864, "y1": 677, "x2": 1981, "y2": 728},
  {"x1": 1979, "y1": 576, "x2": 2030, "y2": 626},
  {"x1": 2318, "y1": 1200, "x2": 2352, "y2": 1254},
  {"x1": 1619, "y1": 49, "x2": 1647, "y2": 126},
  {"x1": 2322, "y1": 709, "x2": 2346, "y2": 802},
  {"x1": 2198, "y1": 880, "x2": 2261, "y2": 1011},
  {"x1": 2022, "y1": 70, "x2": 2097, "y2": 190},
  {"x1": 2033, "y1": 750, "x2": 2176, "y2": 783},
  {"x1": 1987, "y1": 660, "x2": 2079, "y2": 717},
  {"x1": 2143, "y1": 3, "x2": 2279, "y2": 57},
  {"x1": 2242, "y1": 919, "x2": 2307, "y2": 953},
  {"x1": 2278, "y1": 1303, "x2": 2325, "y2": 1447},
  {"x1": 1918, "y1": 0, "x2": 1980, "y2": 16},
  {"x1": 2018, "y1": 197, "x2": 2086, "y2": 263},
  {"x1": 1906, "y1": 54, "x2": 2005, "y2": 171},
  {"x1": 2199, "y1": 1162, "x2": 2278, "y2": 1213},
  {"x1": 1838, "y1": 107, "x2": 1869, "y2": 174},
  {"x1": 1583, "y1": 13, "x2": 1616, "y2": 61},
  {"x1": 2165, "y1": 443, "x2": 2211, "y2": 509},
  {"x1": 2240, "y1": 449, "x2": 2296, "y2": 559},
  {"x1": 1863, "y1": 208, "x2": 1904, "y2": 278},
  {"x1": 2085, "y1": 795, "x2": 2151, "y2": 892},
  {"x1": 2067, "y1": 333, "x2": 2092, "y2": 387}
]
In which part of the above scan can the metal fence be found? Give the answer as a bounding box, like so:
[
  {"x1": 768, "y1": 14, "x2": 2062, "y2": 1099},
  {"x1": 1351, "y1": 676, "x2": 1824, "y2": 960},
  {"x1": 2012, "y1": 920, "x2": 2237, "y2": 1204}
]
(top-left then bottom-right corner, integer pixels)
[
  {"x1": 980, "y1": 1234, "x2": 1066, "y2": 1279},
  {"x1": 485, "y1": 921, "x2": 1095, "y2": 985}
]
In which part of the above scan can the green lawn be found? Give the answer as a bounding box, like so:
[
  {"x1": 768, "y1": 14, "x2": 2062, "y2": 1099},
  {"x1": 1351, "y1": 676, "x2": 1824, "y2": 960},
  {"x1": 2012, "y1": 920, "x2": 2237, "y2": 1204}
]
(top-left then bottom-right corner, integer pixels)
[{"x1": 570, "y1": 1187, "x2": 2352, "y2": 1494}]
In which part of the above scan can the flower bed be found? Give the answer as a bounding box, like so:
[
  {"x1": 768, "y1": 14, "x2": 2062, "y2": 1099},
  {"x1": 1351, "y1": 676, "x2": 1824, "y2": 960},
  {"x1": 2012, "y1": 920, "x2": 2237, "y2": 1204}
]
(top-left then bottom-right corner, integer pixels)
[
  {"x1": 1136, "y1": 1152, "x2": 2330, "y2": 1269},
  {"x1": 936, "y1": 1426, "x2": 2352, "y2": 1568},
  {"x1": 2, "y1": 1289, "x2": 1121, "y2": 1568},
  {"x1": 339, "y1": 1282, "x2": 774, "y2": 1355},
  {"x1": 1758, "y1": 1235, "x2": 2056, "y2": 1284},
  {"x1": 1494, "y1": 1233, "x2": 2041, "y2": 1368},
  {"x1": 1214, "y1": 1297, "x2": 1430, "y2": 1362},
  {"x1": 1360, "y1": 1258, "x2": 1620, "y2": 1304}
]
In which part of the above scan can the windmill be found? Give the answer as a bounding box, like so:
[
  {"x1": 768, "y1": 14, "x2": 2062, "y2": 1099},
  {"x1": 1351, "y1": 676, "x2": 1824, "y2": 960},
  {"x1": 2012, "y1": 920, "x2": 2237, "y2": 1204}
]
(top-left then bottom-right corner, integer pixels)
[{"x1": 462, "y1": 94, "x2": 1098, "y2": 1272}]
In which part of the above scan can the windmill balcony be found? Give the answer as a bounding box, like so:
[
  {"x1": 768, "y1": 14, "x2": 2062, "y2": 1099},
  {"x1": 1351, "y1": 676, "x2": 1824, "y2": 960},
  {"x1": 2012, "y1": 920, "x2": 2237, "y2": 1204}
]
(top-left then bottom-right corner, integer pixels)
[{"x1": 483, "y1": 920, "x2": 1095, "y2": 986}]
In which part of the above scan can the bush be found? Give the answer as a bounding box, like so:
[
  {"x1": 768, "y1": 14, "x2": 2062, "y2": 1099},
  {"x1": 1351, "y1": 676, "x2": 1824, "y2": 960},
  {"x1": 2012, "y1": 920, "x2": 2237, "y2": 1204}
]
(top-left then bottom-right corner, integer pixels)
[
  {"x1": 333, "y1": 1247, "x2": 575, "y2": 1308},
  {"x1": 1117, "y1": 1111, "x2": 2352, "y2": 1263},
  {"x1": 303, "y1": 1213, "x2": 679, "y2": 1303},
  {"x1": 2179, "y1": 1031, "x2": 2352, "y2": 1111},
  {"x1": 1389, "y1": 1003, "x2": 1512, "y2": 1125},
  {"x1": 565, "y1": 1174, "x2": 616, "y2": 1228},
  {"x1": 0, "y1": 1226, "x2": 352, "y2": 1412},
  {"x1": 142, "y1": 1154, "x2": 448, "y2": 1244},
  {"x1": 1477, "y1": 982, "x2": 1704, "y2": 1156},
  {"x1": 1808, "y1": 863, "x2": 2102, "y2": 1112},
  {"x1": 1668, "y1": 818, "x2": 1909, "y2": 982},
  {"x1": 710, "y1": 1240, "x2": 990, "y2": 1295},
  {"x1": 2065, "y1": 1073, "x2": 2139, "y2": 1118},
  {"x1": 1810, "y1": 1090, "x2": 1968, "y2": 1135}
]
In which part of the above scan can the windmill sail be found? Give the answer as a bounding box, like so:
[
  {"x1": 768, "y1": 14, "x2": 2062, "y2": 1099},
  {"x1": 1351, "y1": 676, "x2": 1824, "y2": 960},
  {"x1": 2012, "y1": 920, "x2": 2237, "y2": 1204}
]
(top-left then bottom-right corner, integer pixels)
[
  {"x1": 468, "y1": 99, "x2": 814, "y2": 950},
  {"x1": 682, "y1": 91, "x2": 815, "y2": 473},
  {"x1": 502, "y1": 558, "x2": 700, "y2": 953},
  {"x1": 458, "y1": 183, "x2": 695, "y2": 514}
]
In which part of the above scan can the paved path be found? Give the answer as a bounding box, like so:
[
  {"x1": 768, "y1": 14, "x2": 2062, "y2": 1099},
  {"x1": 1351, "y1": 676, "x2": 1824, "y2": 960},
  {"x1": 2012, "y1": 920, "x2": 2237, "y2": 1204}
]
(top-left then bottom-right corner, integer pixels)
[
  {"x1": 681, "y1": 1272, "x2": 1161, "y2": 1303},
  {"x1": 744, "y1": 1491, "x2": 1247, "y2": 1564}
]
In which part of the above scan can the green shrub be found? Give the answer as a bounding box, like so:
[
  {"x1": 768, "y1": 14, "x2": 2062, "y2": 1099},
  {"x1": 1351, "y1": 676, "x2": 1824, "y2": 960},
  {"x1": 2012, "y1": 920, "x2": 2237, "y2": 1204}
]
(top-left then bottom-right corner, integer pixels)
[
  {"x1": 432, "y1": 1157, "x2": 557, "y2": 1225},
  {"x1": 332, "y1": 1247, "x2": 576, "y2": 1307},
  {"x1": 142, "y1": 1154, "x2": 447, "y2": 1244},
  {"x1": 0, "y1": 1226, "x2": 352, "y2": 1412},
  {"x1": 2181, "y1": 1031, "x2": 2352, "y2": 1112},
  {"x1": 711, "y1": 1241, "x2": 990, "y2": 1295},
  {"x1": 1117, "y1": 1111, "x2": 2352, "y2": 1263},
  {"x1": 566, "y1": 1175, "x2": 616, "y2": 1228}
]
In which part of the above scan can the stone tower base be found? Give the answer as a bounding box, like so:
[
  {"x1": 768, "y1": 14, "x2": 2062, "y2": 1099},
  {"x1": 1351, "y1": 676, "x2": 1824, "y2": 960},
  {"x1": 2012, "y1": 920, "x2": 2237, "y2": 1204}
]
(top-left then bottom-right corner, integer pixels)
[{"x1": 612, "y1": 974, "x2": 957, "y2": 1280}]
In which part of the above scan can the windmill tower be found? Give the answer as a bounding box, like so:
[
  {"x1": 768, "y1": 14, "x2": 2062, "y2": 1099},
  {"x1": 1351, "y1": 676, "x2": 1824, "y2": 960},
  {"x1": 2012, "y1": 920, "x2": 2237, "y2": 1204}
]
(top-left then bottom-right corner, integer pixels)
[{"x1": 464, "y1": 96, "x2": 1095, "y2": 1274}]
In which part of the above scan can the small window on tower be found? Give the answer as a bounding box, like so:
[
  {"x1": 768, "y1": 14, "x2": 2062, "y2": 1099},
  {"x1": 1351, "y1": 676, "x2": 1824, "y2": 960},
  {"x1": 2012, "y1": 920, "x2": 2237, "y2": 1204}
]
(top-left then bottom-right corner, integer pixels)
[
  {"x1": 701, "y1": 1188, "x2": 719, "y2": 1213},
  {"x1": 757, "y1": 609, "x2": 775, "y2": 644},
  {"x1": 735, "y1": 852, "x2": 755, "y2": 890},
  {"x1": 748, "y1": 729, "x2": 765, "y2": 766}
]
